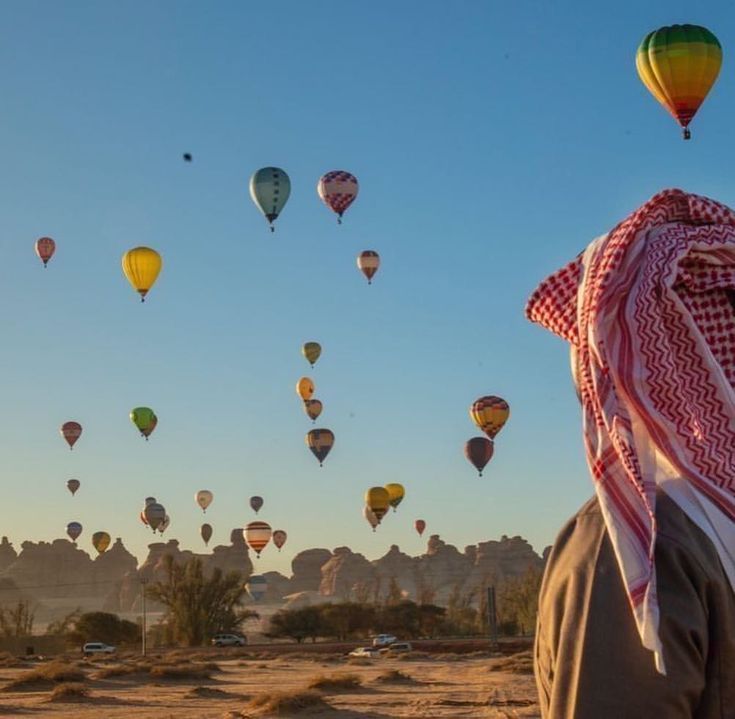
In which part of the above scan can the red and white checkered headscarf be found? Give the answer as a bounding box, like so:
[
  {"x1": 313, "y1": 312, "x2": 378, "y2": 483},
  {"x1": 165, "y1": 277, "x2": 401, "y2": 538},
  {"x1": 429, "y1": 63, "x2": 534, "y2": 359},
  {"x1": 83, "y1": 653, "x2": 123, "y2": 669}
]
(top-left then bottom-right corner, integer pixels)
[{"x1": 526, "y1": 189, "x2": 735, "y2": 673}]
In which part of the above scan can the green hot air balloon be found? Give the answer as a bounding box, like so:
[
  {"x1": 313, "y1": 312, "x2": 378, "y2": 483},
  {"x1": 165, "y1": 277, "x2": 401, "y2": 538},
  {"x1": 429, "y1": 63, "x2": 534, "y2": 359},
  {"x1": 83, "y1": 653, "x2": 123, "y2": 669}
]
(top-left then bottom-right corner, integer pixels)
[
  {"x1": 130, "y1": 407, "x2": 156, "y2": 439},
  {"x1": 249, "y1": 167, "x2": 291, "y2": 232}
]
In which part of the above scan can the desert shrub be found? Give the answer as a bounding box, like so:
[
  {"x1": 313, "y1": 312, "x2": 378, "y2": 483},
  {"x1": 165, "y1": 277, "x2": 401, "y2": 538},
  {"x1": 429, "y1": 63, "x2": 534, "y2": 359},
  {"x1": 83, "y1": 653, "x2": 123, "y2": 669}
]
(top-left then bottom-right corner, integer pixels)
[
  {"x1": 346, "y1": 656, "x2": 372, "y2": 666},
  {"x1": 374, "y1": 669, "x2": 415, "y2": 683},
  {"x1": 307, "y1": 672, "x2": 362, "y2": 692},
  {"x1": 70, "y1": 611, "x2": 139, "y2": 646},
  {"x1": 487, "y1": 650, "x2": 534, "y2": 675},
  {"x1": 148, "y1": 663, "x2": 213, "y2": 680},
  {"x1": 3, "y1": 661, "x2": 84, "y2": 691},
  {"x1": 49, "y1": 682, "x2": 90, "y2": 701},
  {"x1": 245, "y1": 689, "x2": 328, "y2": 715}
]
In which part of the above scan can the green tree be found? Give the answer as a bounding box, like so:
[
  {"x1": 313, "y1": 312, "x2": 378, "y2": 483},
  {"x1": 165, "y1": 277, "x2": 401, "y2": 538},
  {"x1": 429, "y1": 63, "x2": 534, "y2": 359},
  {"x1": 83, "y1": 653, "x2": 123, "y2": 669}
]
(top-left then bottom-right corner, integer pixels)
[
  {"x1": 443, "y1": 585, "x2": 479, "y2": 636},
  {"x1": 417, "y1": 603, "x2": 445, "y2": 638},
  {"x1": 384, "y1": 577, "x2": 402, "y2": 605},
  {"x1": 267, "y1": 606, "x2": 324, "y2": 643},
  {"x1": 146, "y1": 556, "x2": 257, "y2": 646},
  {"x1": 68, "y1": 612, "x2": 139, "y2": 646},
  {"x1": 497, "y1": 567, "x2": 543, "y2": 635},
  {"x1": 321, "y1": 602, "x2": 376, "y2": 641}
]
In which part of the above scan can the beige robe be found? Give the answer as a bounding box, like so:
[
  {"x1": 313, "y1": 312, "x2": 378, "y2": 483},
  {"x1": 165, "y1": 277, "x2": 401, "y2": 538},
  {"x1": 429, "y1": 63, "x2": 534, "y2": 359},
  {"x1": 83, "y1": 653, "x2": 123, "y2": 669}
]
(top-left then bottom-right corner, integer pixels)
[{"x1": 535, "y1": 492, "x2": 735, "y2": 718}]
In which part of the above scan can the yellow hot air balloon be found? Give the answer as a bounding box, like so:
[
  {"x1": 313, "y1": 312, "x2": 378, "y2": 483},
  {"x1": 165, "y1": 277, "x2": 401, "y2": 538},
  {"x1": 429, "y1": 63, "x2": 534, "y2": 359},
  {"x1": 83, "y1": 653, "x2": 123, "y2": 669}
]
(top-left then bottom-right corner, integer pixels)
[
  {"x1": 470, "y1": 396, "x2": 510, "y2": 440},
  {"x1": 92, "y1": 531, "x2": 111, "y2": 555},
  {"x1": 384, "y1": 483, "x2": 405, "y2": 511},
  {"x1": 302, "y1": 342, "x2": 321, "y2": 367},
  {"x1": 636, "y1": 25, "x2": 722, "y2": 140},
  {"x1": 365, "y1": 486, "x2": 391, "y2": 523},
  {"x1": 122, "y1": 247, "x2": 162, "y2": 302},
  {"x1": 296, "y1": 377, "x2": 315, "y2": 401}
]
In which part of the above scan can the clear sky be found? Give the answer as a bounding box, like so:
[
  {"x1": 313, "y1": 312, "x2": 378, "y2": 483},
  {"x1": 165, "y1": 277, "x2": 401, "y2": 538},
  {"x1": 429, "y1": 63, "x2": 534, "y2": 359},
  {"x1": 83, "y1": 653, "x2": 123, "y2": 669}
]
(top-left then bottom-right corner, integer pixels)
[{"x1": 1, "y1": 1, "x2": 734, "y2": 577}]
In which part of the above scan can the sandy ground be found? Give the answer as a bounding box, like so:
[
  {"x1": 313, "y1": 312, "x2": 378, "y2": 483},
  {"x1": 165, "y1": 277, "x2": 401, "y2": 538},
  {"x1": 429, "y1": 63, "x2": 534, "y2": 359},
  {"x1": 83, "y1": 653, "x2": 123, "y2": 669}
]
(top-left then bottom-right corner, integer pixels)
[{"x1": 0, "y1": 650, "x2": 540, "y2": 718}]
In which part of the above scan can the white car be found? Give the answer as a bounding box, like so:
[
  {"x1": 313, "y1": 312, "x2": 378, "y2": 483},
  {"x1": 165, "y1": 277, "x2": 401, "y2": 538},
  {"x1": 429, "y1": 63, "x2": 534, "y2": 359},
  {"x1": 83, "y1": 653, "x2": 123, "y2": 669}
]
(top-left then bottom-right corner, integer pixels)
[
  {"x1": 211, "y1": 633, "x2": 247, "y2": 647},
  {"x1": 82, "y1": 642, "x2": 116, "y2": 656},
  {"x1": 348, "y1": 646, "x2": 381, "y2": 658},
  {"x1": 371, "y1": 634, "x2": 398, "y2": 647}
]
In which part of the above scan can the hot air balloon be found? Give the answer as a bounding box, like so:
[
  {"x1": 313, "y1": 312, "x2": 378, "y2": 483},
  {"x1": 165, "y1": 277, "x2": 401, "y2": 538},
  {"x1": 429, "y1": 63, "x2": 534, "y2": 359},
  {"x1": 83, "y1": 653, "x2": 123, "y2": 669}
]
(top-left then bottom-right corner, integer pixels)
[
  {"x1": 66, "y1": 521, "x2": 82, "y2": 542},
  {"x1": 318, "y1": 171, "x2": 359, "y2": 223},
  {"x1": 250, "y1": 167, "x2": 291, "y2": 232},
  {"x1": 201, "y1": 523, "x2": 213, "y2": 546},
  {"x1": 144, "y1": 496, "x2": 157, "y2": 506},
  {"x1": 92, "y1": 531, "x2": 111, "y2": 554},
  {"x1": 66, "y1": 479, "x2": 80, "y2": 496},
  {"x1": 159, "y1": 515, "x2": 170, "y2": 534},
  {"x1": 363, "y1": 506, "x2": 380, "y2": 532},
  {"x1": 464, "y1": 437, "x2": 494, "y2": 476},
  {"x1": 296, "y1": 377, "x2": 315, "y2": 401},
  {"x1": 141, "y1": 414, "x2": 158, "y2": 439},
  {"x1": 302, "y1": 342, "x2": 321, "y2": 367},
  {"x1": 246, "y1": 574, "x2": 268, "y2": 601},
  {"x1": 196, "y1": 490, "x2": 213, "y2": 513},
  {"x1": 130, "y1": 407, "x2": 156, "y2": 438},
  {"x1": 250, "y1": 496, "x2": 264, "y2": 514},
  {"x1": 122, "y1": 247, "x2": 162, "y2": 302},
  {"x1": 140, "y1": 510, "x2": 149, "y2": 527},
  {"x1": 636, "y1": 25, "x2": 722, "y2": 140},
  {"x1": 365, "y1": 487, "x2": 391, "y2": 523},
  {"x1": 470, "y1": 396, "x2": 510, "y2": 440},
  {"x1": 357, "y1": 251, "x2": 380, "y2": 284},
  {"x1": 384, "y1": 483, "x2": 405, "y2": 511},
  {"x1": 60, "y1": 421, "x2": 82, "y2": 449},
  {"x1": 183, "y1": 153, "x2": 192, "y2": 162},
  {"x1": 415, "y1": 519, "x2": 426, "y2": 537},
  {"x1": 306, "y1": 428, "x2": 334, "y2": 466},
  {"x1": 273, "y1": 530, "x2": 287, "y2": 551},
  {"x1": 35, "y1": 237, "x2": 55, "y2": 267},
  {"x1": 304, "y1": 399, "x2": 323, "y2": 423},
  {"x1": 144, "y1": 502, "x2": 166, "y2": 532},
  {"x1": 244, "y1": 521, "x2": 272, "y2": 558}
]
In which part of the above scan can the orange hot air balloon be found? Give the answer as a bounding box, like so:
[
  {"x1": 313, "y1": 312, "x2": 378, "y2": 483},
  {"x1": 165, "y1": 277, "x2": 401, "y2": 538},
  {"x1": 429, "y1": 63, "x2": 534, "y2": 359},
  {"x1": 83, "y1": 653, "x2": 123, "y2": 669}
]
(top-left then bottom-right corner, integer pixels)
[
  {"x1": 415, "y1": 519, "x2": 426, "y2": 537},
  {"x1": 273, "y1": 530, "x2": 287, "y2": 551},
  {"x1": 304, "y1": 399, "x2": 323, "y2": 422},
  {"x1": 244, "y1": 521, "x2": 272, "y2": 558},
  {"x1": 357, "y1": 251, "x2": 380, "y2": 284},
  {"x1": 469, "y1": 396, "x2": 509, "y2": 440},
  {"x1": 365, "y1": 486, "x2": 391, "y2": 523},
  {"x1": 296, "y1": 377, "x2": 315, "y2": 401},
  {"x1": 464, "y1": 437, "x2": 494, "y2": 476},
  {"x1": 60, "y1": 421, "x2": 82, "y2": 449},
  {"x1": 35, "y1": 237, "x2": 56, "y2": 267},
  {"x1": 92, "y1": 531, "x2": 111, "y2": 555}
]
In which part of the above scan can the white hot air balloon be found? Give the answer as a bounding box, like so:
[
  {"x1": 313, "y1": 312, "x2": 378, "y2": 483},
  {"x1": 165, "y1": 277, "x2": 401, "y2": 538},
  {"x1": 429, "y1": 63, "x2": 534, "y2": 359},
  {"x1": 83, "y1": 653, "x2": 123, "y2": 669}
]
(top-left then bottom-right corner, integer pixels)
[{"x1": 195, "y1": 490, "x2": 213, "y2": 513}]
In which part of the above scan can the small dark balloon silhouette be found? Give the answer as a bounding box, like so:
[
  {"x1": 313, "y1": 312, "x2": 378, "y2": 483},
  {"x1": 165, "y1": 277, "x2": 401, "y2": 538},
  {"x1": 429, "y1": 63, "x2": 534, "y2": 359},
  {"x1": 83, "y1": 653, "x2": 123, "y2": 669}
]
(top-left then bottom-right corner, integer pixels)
[{"x1": 183, "y1": 153, "x2": 192, "y2": 162}]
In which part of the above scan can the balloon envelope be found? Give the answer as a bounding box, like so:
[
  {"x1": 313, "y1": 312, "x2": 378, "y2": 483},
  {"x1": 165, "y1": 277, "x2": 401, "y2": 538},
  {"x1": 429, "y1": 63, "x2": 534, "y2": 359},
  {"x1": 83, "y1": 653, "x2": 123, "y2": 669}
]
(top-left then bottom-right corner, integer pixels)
[
  {"x1": 365, "y1": 487, "x2": 390, "y2": 522},
  {"x1": 144, "y1": 496, "x2": 157, "y2": 506},
  {"x1": 130, "y1": 407, "x2": 156, "y2": 436},
  {"x1": 357, "y1": 251, "x2": 380, "y2": 284},
  {"x1": 296, "y1": 377, "x2": 315, "y2": 401},
  {"x1": 122, "y1": 247, "x2": 162, "y2": 301},
  {"x1": 469, "y1": 396, "x2": 510, "y2": 439},
  {"x1": 384, "y1": 483, "x2": 405, "y2": 511},
  {"x1": 464, "y1": 437, "x2": 494, "y2": 476},
  {"x1": 636, "y1": 25, "x2": 722, "y2": 139},
  {"x1": 302, "y1": 342, "x2": 321, "y2": 367},
  {"x1": 364, "y1": 506, "x2": 379, "y2": 531},
  {"x1": 35, "y1": 237, "x2": 55, "y2": 267},
  {"x1": 196, "y1": 490, "x2": 213, "y2": 512},
  {"x1": 415, "y1": 519, "x2": 426, "y2": 536},
  {"x1": 66, "y1": 479, "x2": 80, "y2": 496},
  {"x1": 246, "y1": 574, "x2": 268, "y2": 601},
  {"x1": 250, "y1": 496, "x2": 264, "y2": 514},
  {"x1": 304, "y1": 399, "x2": 323, "y2": 422},
  {"x1": 318, "y1": 170, "x2": 359, "y2": 221},
  {"x1": 159, "y1": 515, "x2": 170, "y2": 534},
  {"x1": 272, "y1": 530, "x2": 287, "y2": 551},
  {"x1": 244, "y1": 521, "x2": 272, "y2": 557},
  {"x1": 250, "y1": 167, "x2": 291, "y2": 229},
  {"x1": 144, "y1": 502, "x2": 166, "y2": 531},
  {"x1": 306, "y1": 428, "x2": 334, "y2": 466},
  {"x1": 66, "y1": 522, "x2": 82, "y2": 542},
  {"x1": 92, "y1": 531, "x2": 111, "y2": 554},
  {"x1": 60, "y1": 421, "x2": 82, "y2": 449},
  {"x1": 201, "y1": 523, "x2": 213, "y2": 545},
  {"x1": 141, "y1": 414, "x2": 158, "y2": 438}
]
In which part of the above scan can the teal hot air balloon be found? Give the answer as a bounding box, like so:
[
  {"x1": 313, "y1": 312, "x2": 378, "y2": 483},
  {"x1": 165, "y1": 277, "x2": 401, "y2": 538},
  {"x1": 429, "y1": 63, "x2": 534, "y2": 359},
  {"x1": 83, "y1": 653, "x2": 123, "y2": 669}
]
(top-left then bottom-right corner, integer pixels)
[{"x1": 249, "y1": 167, "x2": 291, "y2": 232}]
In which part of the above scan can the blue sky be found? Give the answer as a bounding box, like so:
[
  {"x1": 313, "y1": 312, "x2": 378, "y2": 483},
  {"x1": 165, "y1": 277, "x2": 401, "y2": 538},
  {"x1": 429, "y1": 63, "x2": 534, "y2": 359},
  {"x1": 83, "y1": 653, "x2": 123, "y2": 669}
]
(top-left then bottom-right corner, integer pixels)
[{"x1": 1, "y1": 1, "x2": 734, "y2": 577}]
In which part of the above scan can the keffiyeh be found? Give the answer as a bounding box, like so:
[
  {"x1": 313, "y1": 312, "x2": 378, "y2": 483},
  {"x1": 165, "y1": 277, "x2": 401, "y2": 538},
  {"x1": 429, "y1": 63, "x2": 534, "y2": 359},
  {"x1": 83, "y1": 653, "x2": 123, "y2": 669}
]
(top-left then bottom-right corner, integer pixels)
[{"x1": 526, "y1": 189, "x2": 735, "y2": 673}]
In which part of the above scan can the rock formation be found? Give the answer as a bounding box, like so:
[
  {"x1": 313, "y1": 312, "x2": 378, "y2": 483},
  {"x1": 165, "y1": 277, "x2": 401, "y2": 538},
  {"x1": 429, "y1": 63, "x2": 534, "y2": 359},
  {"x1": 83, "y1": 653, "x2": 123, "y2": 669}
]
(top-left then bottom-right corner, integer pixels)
[
  {"x1": 289, "y1": 548, "x2": 331, "y2": 593},
  {"x1": 0, "y1": 537, "x2": 17, "y2": 573},
  {"x1": 319, "y1": 547, "x2": 377, "y2": 600}
]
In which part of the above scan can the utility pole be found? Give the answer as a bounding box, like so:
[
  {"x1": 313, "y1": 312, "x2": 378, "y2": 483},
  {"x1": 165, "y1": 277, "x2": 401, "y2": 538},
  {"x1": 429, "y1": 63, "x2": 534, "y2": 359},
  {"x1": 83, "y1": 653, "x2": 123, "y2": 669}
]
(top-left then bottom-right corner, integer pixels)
[
  {"x1": 487, "y1": 585, "x2": 498, "y2": 652},
  {"x1": 140, "y1": 578, "x2": 149, "y2": 657}
]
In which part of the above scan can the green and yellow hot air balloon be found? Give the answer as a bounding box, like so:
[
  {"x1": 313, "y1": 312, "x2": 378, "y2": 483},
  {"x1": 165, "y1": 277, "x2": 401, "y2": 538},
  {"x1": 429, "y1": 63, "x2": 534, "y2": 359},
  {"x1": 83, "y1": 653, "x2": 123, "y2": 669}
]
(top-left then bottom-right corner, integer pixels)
[
  {"x1": 636, "y1": 24, "x2": 722, "y2": 139},
  {"x1": 302, "y1": 342, "x2": 322, "y2": 367},
  {"x1": 130, "y1": 407, "x2": 156, "y2": 439}
]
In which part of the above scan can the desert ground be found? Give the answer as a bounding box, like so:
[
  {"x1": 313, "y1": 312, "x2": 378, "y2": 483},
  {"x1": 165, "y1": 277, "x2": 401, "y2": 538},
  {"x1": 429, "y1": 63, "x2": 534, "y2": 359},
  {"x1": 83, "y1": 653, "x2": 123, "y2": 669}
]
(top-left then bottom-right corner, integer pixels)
[{"x1": 0, "y1": 645, "x2": 539, "y2": 718}]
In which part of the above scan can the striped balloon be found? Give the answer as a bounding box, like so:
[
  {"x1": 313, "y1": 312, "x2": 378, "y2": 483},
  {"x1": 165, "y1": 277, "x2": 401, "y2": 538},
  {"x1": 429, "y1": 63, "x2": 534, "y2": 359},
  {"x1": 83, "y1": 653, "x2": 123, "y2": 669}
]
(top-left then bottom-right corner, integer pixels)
[
  {"x1": 365, "y1": 486, "x2": 390, "y2": 522},
  {"x1": 357, "y1": 251, "x2": 380, "y2": 284},
  {"x1": 244, "y1": 521, "x2": 272, "y2": 558},
  {"x1": 469, "y1": 396, "x2": 510, "y2": 440},
  {"x1": 636, "y1": 25, "x2": 722, "y2": 139}
]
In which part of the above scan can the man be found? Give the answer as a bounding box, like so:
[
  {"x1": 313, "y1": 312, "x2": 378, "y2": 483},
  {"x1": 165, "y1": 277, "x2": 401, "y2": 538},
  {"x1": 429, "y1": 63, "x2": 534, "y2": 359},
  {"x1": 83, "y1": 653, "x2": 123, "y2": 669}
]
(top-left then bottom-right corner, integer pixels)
[{"x1": 526, "y1": 189, "x2": 735, "y2": 718}]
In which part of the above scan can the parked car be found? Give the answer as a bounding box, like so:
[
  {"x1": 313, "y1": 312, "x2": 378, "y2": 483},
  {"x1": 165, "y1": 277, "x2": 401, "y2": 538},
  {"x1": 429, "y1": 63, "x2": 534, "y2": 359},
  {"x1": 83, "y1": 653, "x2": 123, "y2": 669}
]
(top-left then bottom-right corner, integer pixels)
[
  {"x1": 82, "y1": 642, "x2": 116, "y2": 656},
  {"x1": 211, "y1": 633, "x2": 247, "y2": 647},
  {"x1": 348, "y1": 646, "x2": 381, "y2": 658},
  {"x1": 380, "y1": 642, "x2": 413, "y2": 654},
  {"x1": 371, "y1": 634, "x2": 398, "y2": 647}
]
